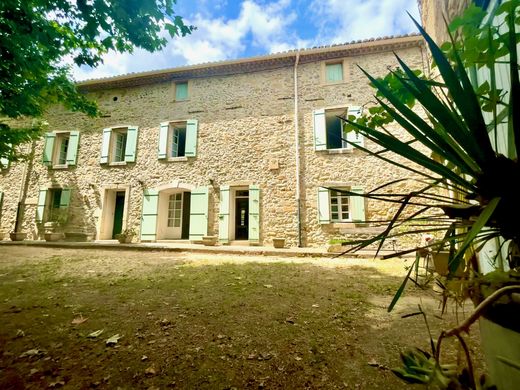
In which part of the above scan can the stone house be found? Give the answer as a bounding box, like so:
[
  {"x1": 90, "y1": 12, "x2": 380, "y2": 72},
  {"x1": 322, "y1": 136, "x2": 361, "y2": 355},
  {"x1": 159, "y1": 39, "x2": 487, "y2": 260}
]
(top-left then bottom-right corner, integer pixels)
[{"x1": 0, "y1": 34, "x2": 426, "y2": 247}]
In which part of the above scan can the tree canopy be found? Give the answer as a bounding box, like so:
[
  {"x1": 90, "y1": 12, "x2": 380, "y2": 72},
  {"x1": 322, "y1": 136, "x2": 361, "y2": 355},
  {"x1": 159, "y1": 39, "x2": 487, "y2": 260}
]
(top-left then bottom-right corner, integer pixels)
[{"x1": 0, "y1": 0, "x2": 193, "y2": 162}]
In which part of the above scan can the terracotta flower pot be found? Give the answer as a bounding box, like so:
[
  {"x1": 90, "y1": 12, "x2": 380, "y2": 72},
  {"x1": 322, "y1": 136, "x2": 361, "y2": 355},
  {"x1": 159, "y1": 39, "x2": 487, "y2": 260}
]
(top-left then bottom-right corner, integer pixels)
[{"x1": 272, "y1": 238, "x2": 286, "y2": 249}]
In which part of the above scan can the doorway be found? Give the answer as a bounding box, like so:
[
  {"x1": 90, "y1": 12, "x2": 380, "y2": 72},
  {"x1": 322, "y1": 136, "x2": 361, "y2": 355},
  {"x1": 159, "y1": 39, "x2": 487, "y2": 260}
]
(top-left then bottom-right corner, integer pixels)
[
  {"x1": 157, "y1": 190, "x2": 191, "y2": 240},
  {"x1": 111, "y1": 191, "x2": 125, "y2": 238},
  {"x1": 234, "y1": 190, "x2": 249, "y2": 240}
]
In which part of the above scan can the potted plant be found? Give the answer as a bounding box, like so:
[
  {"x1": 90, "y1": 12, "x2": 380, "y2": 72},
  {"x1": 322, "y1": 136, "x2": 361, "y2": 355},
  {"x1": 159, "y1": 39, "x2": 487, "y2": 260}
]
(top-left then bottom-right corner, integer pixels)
[
  {"x1": 115, "y1": 228, "x2": 135, "y2": 244},
  {"x1": 43, "y1": 208, "x2": 68, "y2": 241},
  {"x1": 202, "y1": 235, "x2": 218, "y2": 246},
  {"x1": 272, "y1": 237, "x2": 286, "y2": 249},
  {"x1": 9, "y1": 230, "x2": 27, "y2": 241},
  {"x1": 342, "y1": 2, "x2": 520, "y2": 388}
]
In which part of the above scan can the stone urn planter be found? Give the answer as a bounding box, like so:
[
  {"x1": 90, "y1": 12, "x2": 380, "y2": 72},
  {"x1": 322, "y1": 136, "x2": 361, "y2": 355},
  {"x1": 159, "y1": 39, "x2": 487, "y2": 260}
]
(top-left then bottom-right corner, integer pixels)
[
  {"x1": 272, "y1": 238, "x2": 286, "y2": 249},
  {"x1": 202, "y1": 236, "x2": 218, "y2": 246},
  {"x1": 0, "y1": 231, "x2": 7, "y2": 241},
  {"x1": 44, "y1": 232, "x2": 64, "y2": 242},
  {"x1": 115, "y1": 234, "x2": 134, "y2": 244},
  {"x1": 10, "y1": 232, "x2": 27, "y2": 241}
]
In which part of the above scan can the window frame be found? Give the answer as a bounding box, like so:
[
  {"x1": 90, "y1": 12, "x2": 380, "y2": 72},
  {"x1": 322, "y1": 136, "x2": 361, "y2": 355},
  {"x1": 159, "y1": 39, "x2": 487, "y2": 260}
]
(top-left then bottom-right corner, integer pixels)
[
  {"x1": 325, "y1": 62, "x2": 344, "y2": 83},
  {"x1": 322, "y1": 60, "x2": 347, "y2": 84},
  {"x1": 53, "y1": 132, "x2": 70, "y2": 167},
  {"x1": 329, "y1": 189, "x2": 351, "y2": 222},
  {"x1": 110, "y1": 127, "x2": 128, "y2": 164},
  {"x1": 167, "y1": 123, "x2": 187, "y2": 158}
]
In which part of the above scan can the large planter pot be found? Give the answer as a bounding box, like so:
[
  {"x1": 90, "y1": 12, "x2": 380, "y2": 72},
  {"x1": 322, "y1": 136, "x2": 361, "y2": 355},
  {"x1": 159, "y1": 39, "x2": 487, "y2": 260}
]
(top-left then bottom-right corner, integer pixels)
[
  {"x1": 480, "y1": 317, "x2": 520, "y2": 390},
  {"x1": 10, "y1": 232, "x2": 27, "y2": 241},
  {"x1": 44, "y1": 232, "x2": 64, "y2": 242},
  {"x1": 64, "y1": 232, "x2": 93, "y2": 242},
  {"x1": 116, "y1": 234, "x2": 134, "y2": 244},
  {"x1": 202, "y1": 236, "x2": 217, "y2": 246},
  {"x1": 0, "y1": 232, "x2": 6, "y2": 241},
  {"x1": 272, "y1": 238, "x2": 286, "y2": 249},
  {"x1": 431, "y1": 251, "x2": 465, "y2": 277}
]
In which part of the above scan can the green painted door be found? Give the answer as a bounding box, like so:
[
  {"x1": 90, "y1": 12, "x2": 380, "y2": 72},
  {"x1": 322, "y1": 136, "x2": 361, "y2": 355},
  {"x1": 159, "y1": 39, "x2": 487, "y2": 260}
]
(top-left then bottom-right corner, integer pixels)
[{"x1": 112, "y1": 191, "x2": 125, "y2": 238}]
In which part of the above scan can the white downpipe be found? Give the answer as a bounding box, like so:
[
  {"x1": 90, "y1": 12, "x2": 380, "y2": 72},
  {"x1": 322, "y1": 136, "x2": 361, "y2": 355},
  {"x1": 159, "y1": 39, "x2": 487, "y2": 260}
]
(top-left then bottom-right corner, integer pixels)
[{"x1": 294, "y1": 51, "x2": 302, "y2": 247}]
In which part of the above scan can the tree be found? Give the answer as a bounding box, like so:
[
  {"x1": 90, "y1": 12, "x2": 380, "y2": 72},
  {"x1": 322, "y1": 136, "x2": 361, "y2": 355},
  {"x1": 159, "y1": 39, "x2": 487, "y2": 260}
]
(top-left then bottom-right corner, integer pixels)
[{"x1": 0, "y1": 0, "x2": 194, "y2": 161}]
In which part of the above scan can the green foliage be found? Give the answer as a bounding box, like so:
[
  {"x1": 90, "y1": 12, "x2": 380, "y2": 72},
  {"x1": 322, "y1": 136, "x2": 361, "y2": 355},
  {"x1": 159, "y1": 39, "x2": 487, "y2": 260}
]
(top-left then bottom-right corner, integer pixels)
[
  {"x1": 342, "y1": 1, "x2": 520, "y2": 294},
  {"x1": 0, "y1": 0, "x2": 194, "y2": 161}
]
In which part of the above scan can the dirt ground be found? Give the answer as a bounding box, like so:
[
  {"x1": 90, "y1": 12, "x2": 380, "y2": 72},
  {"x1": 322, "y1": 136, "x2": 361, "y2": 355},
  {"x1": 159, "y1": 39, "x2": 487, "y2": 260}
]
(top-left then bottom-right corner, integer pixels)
[{"x1": 0, "y1": 246, "x2": 483, "y2": 389}]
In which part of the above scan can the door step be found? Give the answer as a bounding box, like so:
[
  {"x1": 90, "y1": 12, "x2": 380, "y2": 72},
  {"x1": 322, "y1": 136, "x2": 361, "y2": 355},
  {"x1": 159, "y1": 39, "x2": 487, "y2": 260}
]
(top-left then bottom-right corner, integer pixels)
[
  {"x1": 158, "y1": 240, "x2": 190, "y2": 244},
  {"x1": 229, "y1": 240, "x2": 250, "y2": 246}
]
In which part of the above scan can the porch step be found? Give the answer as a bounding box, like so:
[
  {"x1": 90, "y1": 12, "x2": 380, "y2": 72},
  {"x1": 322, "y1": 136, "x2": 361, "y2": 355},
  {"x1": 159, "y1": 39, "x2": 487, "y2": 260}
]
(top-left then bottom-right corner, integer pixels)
[
  {"x1": 158, "y1": 240, "x2": 190, "y2": 244},
  {"x1": 229, "y1": 240, "x2": 250, "y2": 246}
]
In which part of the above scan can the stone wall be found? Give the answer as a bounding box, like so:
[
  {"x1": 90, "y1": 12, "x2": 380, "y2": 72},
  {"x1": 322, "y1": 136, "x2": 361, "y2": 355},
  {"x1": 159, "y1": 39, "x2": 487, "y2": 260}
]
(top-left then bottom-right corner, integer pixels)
[{"x1": 0, "y1": 39, "x2": 429, "y2": 248}]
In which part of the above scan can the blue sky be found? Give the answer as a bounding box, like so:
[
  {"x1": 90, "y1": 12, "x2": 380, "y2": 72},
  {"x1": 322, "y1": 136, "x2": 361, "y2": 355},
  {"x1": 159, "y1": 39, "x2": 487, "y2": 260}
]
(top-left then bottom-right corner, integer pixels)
[{"x1": 72, "y1": 0, "x2": 420, "y2": 81}]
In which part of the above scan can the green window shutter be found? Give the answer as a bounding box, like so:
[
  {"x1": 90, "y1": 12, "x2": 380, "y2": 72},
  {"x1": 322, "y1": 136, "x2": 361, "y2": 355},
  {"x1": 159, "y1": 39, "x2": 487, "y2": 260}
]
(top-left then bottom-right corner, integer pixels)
[
  {"x1": 326, "y1": 63, "x2": 343, "y2": 82},
  {"x1": 249, "y1": 185, "x2": 260, "y2": 243},
  {"x1": 125, "y1": 126, "x2": 138, "y2": 162},
  {"x1": 218, "y1": 185, "x2": 230, "y2": 243},
  {"x1": 0, "y1": 191, "x2": 3, "y2": 208},
  {"x1": 345, "y1": 106, "x2": 364, "y2": 148},
  {"x1": 175, "y1": 82, "x2": 188, "y2": 101},
  {"x1": 185, "y1": 119, "x2": 198, "y2": 157},
  {"x1": 189, "y1": 186, "x2": 209, "y2": 241},
  {"x1": 100, "y1": 128, "x2": 111, "y2": 164},
  {"x1": 350, "y1": 186, "x2": 366, "y2": 222},
  {"x1": 43, "y1": 132, "x2": 56, "y2": 166},
  {"x1": 140, "y1": 189, "x2": 159, "y2": 241},
  {"x1": 36, "y1": 188, "x2": 48, "y2": 223},
  {"x1": 313, "y1": 109, "x2": 327, "y2": 151},
  {"x1": 317, "y1": 187, "x2": 331, "y2": 224},
  {"x1": 66, "y1": 131, "x2": 80, "y2": 165},
  {"x1": 0, "y1": 156, "x2": 9, "y2": 169},
  {"x1": 158, "y1": 122, "x2": 169, "y2": 159},
  {"x1": 59, "y1": 188, "x2": 71, "y2": 208}
]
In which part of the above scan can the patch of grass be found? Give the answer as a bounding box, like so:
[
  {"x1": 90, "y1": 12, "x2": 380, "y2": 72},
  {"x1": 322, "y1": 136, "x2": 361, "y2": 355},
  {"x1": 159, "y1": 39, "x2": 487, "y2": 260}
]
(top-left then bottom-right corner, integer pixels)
[{"x1": 0, "y1": 247, "x2": 481, "y2": 389}]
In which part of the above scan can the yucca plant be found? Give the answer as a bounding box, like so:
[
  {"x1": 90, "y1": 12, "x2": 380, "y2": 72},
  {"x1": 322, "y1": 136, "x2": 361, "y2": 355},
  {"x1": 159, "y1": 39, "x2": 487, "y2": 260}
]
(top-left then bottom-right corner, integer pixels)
[{"x1": 338, "y1": 2, "x2": 520, "y2": 388}]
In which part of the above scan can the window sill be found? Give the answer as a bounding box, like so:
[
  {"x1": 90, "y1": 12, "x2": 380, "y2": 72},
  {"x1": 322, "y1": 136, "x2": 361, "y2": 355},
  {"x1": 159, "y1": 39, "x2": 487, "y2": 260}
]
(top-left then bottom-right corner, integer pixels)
[
  {"x1": 174, "y1": 99, "x2": 190, "y2": 103},
  {"x1": 321, "y1": 81, "x2": 348, "y2": 86},
  {"x1": 108, "y1": 161, "x2": 127, "y2": 166},
  {"x1": 330, "y1": 223, "x2": 384, "y2": 234},
  {"x1": 317, "y1": 148, "x2": 354, "y2": 154},
  {"x1": 51, "y1": 164, "x2": 69, "y2": 170},
  {"x1": 166, "y1": 156, "x2": 189, "y2": 162}
]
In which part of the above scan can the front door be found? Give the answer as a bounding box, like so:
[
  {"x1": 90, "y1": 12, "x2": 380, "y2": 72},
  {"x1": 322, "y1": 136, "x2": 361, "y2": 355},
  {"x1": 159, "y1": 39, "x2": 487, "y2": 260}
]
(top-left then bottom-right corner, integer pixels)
[
  {"x1": 235, "y1": 197, "x2": 249, "y2": 240},
  {"x1": 111, "y1": 191, "x2": 125, "y2": 238},
  {"x1": 164, "y1": 192, "x2": 183, "y2": 239}
]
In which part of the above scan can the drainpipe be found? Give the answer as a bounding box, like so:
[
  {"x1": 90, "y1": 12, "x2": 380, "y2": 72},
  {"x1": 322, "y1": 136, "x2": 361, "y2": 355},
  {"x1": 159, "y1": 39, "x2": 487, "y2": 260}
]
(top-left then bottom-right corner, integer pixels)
[{"x1": 294, "y1": 51, "x2": 302, "y2": 247}]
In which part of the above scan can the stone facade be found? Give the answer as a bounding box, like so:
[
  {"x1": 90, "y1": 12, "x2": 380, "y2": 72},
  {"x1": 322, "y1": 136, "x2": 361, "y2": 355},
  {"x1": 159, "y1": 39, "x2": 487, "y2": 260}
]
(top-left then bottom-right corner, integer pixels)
[{"x1": 0, "y1": 35, "x2": 428, "y2": 248}]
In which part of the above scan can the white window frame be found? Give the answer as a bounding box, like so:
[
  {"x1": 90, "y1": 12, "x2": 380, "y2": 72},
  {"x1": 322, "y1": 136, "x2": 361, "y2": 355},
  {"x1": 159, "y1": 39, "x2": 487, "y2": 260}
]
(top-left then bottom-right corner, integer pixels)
[
  {"x1": 53, "y1": 132, "x2": 70, "y2": 167},
  {"x1": 110, "y1": 128, "x2": 128, "y2": 163},
  {"x1": 329, "y1": 189, "x2": 351, "y2": 222},
  {"x1": 168, "y1": 123, "x2": 187, "y2": 158}
]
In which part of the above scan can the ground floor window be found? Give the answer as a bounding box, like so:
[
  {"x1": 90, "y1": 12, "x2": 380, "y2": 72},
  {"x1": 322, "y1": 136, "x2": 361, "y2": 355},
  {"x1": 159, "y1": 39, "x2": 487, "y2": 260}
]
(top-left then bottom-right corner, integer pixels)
[{"x1": 330, "y1": 190, "x2": 350, "y2": 222}]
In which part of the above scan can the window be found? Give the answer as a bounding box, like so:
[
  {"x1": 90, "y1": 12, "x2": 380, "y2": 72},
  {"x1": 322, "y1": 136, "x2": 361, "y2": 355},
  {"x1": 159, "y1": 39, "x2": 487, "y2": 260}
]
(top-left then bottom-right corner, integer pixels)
[
  {"x1": 317, "y1": 186, "x2": 365, "y2": 224},
  {"x1": 112, "y1": 129, "x2": 128, "y2": 162},
  {"x1": 42, "y1": 131, "x2": 80, "y2": 167},
  {"x1": 330, "y1": 190, "x2": 350, "y2": 222},
  {"x1": 167, "y1": 193, "x2": 182, "y2": 228},
  {"x1": 313, "y1": 106, "x2": 363, "y2": 151},
  {"x1": 36, "y1": 187, "x2": 71, "y2": 224},
  {"x1": 175, "y1": 81, "x2": 188, "y2": 101},
  {"x1": 100, "y1": 126, "x2": 139, "y2": 164},
  {"x1": 158, "y1": 120, "x2": 198, "y2": 159},
  {"x1": 326, "y1": 63, "x2": 343, "y2": 82}
]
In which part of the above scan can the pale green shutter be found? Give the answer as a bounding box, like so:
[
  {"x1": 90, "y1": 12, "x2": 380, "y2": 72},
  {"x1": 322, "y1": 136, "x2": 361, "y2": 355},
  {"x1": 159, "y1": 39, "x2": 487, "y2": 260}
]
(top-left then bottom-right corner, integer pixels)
[
  {"x1": 317, "y1": 187, "x2": 331, "y2": 224},
  {"x1": 66, "y1": 131, "x2": 80, "y2": 165},
  {"x1": 218, "y1": 185, "x2": 230, "y2": 243},
  {"x1": 175, "y1": 82, "x2": 188, "y2": 101},
  {"x1": 326, "y1": 63, "x2": 343, "y2": 82},
  {"x1": 249, "y1": 185, "x2": 260, "y2": 244},
  {"x1": 140, "y1": 189, "x2": 159, "y2": 241},
  {"x1": 59, "y1": 188, "x2": 71, "y2": 208},
  {"x1": 36, "y1": 188, "x2": 48, "y2": 223},
  {"x1": 189, "y1": 186, "x2": 209, "y2": 241},
  {"x1": 100, "y1": 128, "x2": 111, "y2": 164},
  {"x1": 125, "y1": 126, "x2": 138, "y2": 162},
  {"x1": 158, "y1": 122, "x2": 169, "y2": 159},
  {"x1": 313, "y1": 109, "x2": 327, "y2": 150},
  {"x1": 350, "y1": 186, "x2": 366, "y2": 222},
  {"x1": 185, "y1": 119, "x2": 198, "y2": 157},
  {"x1": 43, "y1": 132, "x2": 56, "y2": 166},
  {"x1": 345, "y1": 106, "x2": 364, "y2": 148}
]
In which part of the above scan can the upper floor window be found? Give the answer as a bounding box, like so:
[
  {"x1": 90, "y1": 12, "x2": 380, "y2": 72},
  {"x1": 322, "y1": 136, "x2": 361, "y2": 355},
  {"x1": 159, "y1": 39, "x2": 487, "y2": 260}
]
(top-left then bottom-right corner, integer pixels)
[
  {"x1": 42, "y1": 131, "x2": 80, "y2": 168},
  {"x1": 100, "y1": 126, "x2": 138, "y2": 165},
  {"x1": 326, "y1": 63, "x2": 343, "y2": 83},
  {"x1": 175, "y1": 81, "x2": 188, "y2": 101},
  {"x1": 313, "y1": 106, "x2": 363, "y2": 151},
  {"x1": 158, "y1": 120, "x2": 199, "y2": 160}
]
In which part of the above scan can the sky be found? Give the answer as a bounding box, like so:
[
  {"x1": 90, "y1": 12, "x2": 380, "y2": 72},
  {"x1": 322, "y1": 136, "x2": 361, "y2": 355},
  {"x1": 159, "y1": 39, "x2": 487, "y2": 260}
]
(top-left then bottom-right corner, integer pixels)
[{"x1": 72, "y1": 0, "x2": 420, "y2": 81}]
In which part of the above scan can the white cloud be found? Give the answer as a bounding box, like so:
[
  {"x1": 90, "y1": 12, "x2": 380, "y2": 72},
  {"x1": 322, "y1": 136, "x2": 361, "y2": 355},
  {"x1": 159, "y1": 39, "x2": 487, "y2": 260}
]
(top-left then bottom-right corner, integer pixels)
[{"x1": 309, "y1": 0, "x2": 420, "y2": 45}]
